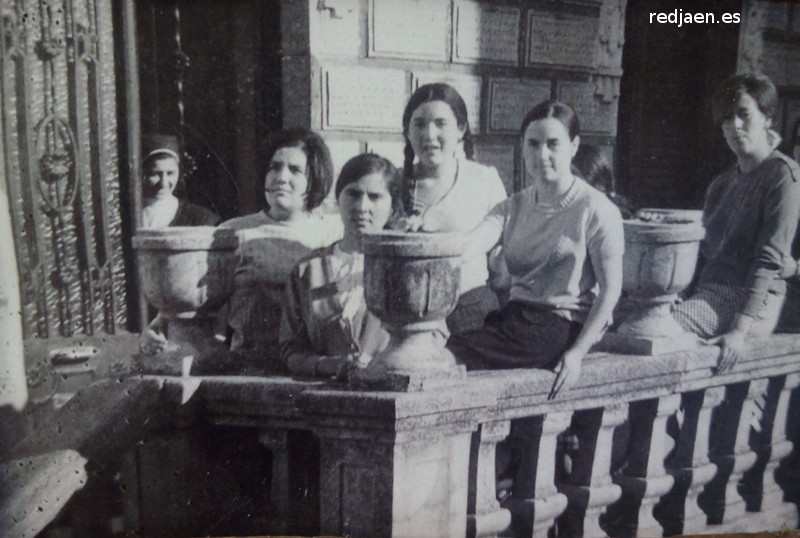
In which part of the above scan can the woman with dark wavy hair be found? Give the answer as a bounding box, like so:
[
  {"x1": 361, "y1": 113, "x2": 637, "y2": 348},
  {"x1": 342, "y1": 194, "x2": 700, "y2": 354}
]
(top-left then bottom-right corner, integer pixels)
[
  {"x1": 400, "y1": 83, "x2": 509, "y2": 335},
  {"x1": 674, "y1": 73, "x2": 800, "y2": 370},
  {"x1": 141, "y1": 129, "x2": 342, "y2": 370}
]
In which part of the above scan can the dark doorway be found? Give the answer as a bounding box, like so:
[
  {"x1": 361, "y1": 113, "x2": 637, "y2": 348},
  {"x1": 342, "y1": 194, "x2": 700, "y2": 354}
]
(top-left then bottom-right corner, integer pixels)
[
  {"x1": 616, "y1": 0, "x2": 740, "y2": 209},
  {"x1": 136, "y1": 0, "x2": 282, "y2": 221}
]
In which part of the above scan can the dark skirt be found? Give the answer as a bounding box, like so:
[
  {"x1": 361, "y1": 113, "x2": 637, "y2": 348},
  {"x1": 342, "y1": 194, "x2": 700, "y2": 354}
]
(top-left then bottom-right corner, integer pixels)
[
  {"x1": 446, "y1": 285, "x2": 500, "y2": 336},
  {"x1": 447, "y1": 301, "x2": 583, "y2": 371}
]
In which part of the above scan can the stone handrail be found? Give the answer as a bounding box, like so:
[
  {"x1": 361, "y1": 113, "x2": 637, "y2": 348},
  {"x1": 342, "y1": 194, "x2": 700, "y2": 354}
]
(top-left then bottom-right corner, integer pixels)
[
  {"x1": 126, "y1": 333, "x2": 800, "y2": 537},
  {"x1": 126, "y1": 221, "x2": 800, "y2": 537}
]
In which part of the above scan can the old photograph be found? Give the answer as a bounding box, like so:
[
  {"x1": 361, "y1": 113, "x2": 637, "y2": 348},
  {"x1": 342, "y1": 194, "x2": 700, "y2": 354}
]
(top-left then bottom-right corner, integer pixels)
[{"x1": 1, "y1": 0, "x2": 800, "y2": 536}]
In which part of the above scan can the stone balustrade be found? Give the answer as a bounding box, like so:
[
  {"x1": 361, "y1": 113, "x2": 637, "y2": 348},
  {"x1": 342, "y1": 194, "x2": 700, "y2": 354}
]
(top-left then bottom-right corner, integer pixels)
[
  {"x1": 123, "y1": 221, "x2": 800, "y2": 537},
  {"x1": 120, "y1": 334, "x2": 800, "y2": 537}
]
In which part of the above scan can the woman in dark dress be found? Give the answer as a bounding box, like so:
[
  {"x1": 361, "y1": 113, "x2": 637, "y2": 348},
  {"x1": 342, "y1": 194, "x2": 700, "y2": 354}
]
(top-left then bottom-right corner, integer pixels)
[
  {"x1": 673, "y1": 74, "x2": 800, "y2": 370},
  {"x1": 141, "y1": 134, "x2": 220, "y2": 228}
]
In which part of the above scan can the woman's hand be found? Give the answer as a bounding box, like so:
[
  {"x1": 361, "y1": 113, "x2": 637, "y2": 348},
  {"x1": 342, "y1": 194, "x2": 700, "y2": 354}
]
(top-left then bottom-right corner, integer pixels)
[
  {"x1": 139, "y1": 315, "x2": 175, "y2": 355},
  {"x1": 396, "y1": 212, "x2": 424, "y2": 232},
  {"x1": 315, "y1": 353, "x2": 373, "y2": 380},
  {"x1": 707, "y1": 329, "x2": 746, "y2": 373},
  {"x1": 548, "y1": 347, "x2": 586, "y2": 400},
  {"x1": 780, "y1": 256, "x2": 799, "y2": 279}
]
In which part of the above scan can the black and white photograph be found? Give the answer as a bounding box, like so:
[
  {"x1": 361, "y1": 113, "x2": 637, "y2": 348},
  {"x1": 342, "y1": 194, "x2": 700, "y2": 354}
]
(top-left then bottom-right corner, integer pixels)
[{"x1": 2, "y1": 0, "x2": 800, "y2": 536}]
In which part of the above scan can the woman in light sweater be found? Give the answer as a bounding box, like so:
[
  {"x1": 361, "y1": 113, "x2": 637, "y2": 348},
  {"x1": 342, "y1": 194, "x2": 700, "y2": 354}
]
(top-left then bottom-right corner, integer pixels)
[
  {"x1": 400, "y1": 83, "x2": 509, "y2": 335},
  {"x1": 674, "y1": 74, "x2": 800, "y2": 368},
  {"x1": 448, "y1": 100, "x2": 624, "y2": 399}
]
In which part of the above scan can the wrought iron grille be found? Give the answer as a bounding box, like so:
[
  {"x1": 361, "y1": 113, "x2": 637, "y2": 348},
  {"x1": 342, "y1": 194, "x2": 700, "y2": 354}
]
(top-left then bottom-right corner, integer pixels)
[{"x1": 1, "y1": 0, "x2": 126, "y2": 338}]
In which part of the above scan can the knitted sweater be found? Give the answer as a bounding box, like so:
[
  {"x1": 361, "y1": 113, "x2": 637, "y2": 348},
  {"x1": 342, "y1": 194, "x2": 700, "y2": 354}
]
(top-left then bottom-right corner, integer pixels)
[
  {"x1": 475, "y1": 178, "x2": 624, "y2": 323},
  {"x1": 699, "y1": 151, "x2": 800, "y2": 318}
]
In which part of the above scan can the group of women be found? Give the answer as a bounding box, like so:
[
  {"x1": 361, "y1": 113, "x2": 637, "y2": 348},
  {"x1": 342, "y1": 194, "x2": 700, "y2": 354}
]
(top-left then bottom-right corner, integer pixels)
[{"x1": 141, "y1": 73, "x2": 800, "y2": 398}]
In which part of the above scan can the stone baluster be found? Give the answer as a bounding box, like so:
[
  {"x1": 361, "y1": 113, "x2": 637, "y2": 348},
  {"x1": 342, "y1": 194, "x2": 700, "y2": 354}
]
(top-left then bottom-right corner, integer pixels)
[
  {"x1": 740, "y1": 373, "x2": 800, "y2": 530},
  {"x1": 258, "y1": 429, "x2": 290, "y2": 535},
  {"x1": 504, "y1": 412, "x2": 572, "y2": 538},
  {"x1": 699, "y1": 379, "x2": 768, "y2": 530},
  {"x1": 467, "y1": 420, "x2": 512, "y2": 538},
  {"x1": 604, "y1": 394, "x2": 681, "y2": 537},
  {"x1": 557, "y1": 404, "x2": 627, "y2": 538},
  {"x1": 656, "y1": 386, "x2": 725, "y2": 536}
]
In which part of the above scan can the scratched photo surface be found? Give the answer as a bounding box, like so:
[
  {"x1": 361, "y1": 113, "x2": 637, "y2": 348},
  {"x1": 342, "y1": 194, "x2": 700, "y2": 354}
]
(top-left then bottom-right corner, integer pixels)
[{"x1": 1, "y1": 0, "x2": 799, "y2": 537}]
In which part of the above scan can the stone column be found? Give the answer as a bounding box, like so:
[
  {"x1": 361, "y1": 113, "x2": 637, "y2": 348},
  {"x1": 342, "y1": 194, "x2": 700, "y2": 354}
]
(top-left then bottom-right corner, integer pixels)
[
  {"x1": 657, "y1": 386, "x2": 725, "y2": 536},
  {"x1": 699, "y1": 379, "x2": 768, "y2": 530},
  {"x1": 605, "y1": 394, "x2": 681, "y2": 537},
  {"x1": 557, "y1": 404, "x2": 627, "y2": 538},
  {"x1": 297, "y1": 385, "x2": 488, "y2": 538},
  {"x1": 505, "y1": 412, "x2": 572, "y2": 538},
  {"x1": 258, "y1": 429, "x2": 290, "y2": 535},
  {"x1": 467, "y1": 420, "x2": 511, "y2": 538},
  {"x1": 740, "y1": 373, "x2": 800, "y2": 530}
]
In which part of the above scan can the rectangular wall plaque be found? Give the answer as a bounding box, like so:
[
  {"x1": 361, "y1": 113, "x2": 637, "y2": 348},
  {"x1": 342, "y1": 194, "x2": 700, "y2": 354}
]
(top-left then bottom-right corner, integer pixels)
[
  {"x1": 312, "y1": 0, "x2": 361, "y2": 57},
  {"x1": 413, "y1": 72, "x2": 483, "y2": 133},
  {"x1": 454, "y1": 1, "x2": 520, "y2": 65},
  {"x1": 526, "y1": 11, "x2": 598, "y2": 69},
  {"x1": 488, "y1": 78, "x2": 551, "y2": 133},
  {"x1": 369, "y1": 0, "x2": 448, "y2": 60},
  {"x1": 324, "y1": 66, "x2": 407, "y2": 131},
  {"x1": 474, "y1": 144, "x2": 516, "y2": 194},
  {"x1": 557, "y1": 81, "x2": 614, "y2": 134},
  {"x1": 762, "y1": 41, "x2": 800, "y2": 87}
]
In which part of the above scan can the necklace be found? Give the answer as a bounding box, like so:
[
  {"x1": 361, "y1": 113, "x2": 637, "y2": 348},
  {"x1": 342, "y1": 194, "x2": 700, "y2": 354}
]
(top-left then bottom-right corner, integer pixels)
[
  {"x1": 410, "y1": 160, "x2": 459, "y2": 220},
  {"x1": 534, "y1": 175, "x2": 577, "y2": 208}
]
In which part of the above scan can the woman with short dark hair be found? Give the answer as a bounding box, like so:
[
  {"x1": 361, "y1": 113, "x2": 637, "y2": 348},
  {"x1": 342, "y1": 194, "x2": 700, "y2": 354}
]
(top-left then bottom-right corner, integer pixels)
[
  {"x1": 215, "y1": 129, "x2": 342, "y2": 367},
  {"x1": 141, "y1": 129, "x2": 342, "y2": 368},
  {"x1": 674, "y1": 73, "x2": 800, "y2": 370}
]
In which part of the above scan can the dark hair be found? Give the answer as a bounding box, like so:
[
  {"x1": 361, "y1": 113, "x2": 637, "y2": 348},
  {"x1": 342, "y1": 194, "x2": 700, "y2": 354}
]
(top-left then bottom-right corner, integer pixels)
[
  {"x1": 573, "y1": 144, "x2": 613, "y2": 193},
  {"x1": 261, "y1": 128, "x2": 334, "y2": 211},
  {"x1": 711, "y1": 73, "x2": 778, "y2": 127},
  {"x1": 401, "y1": 83, "x2": 474, "y2": 178},
  {"x1": 520, "y1": 100, "x2": 580, "y2": 140},
  {"x1": 335, "y1": 153, "x2": 404, "y2": 222}
]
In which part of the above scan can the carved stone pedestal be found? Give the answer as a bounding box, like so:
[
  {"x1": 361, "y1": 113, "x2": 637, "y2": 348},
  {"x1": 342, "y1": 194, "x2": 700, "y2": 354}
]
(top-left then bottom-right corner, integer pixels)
[
  {"x1": 351, "y1": 232, "x2": 467, "y2": 391},
  {"x1": 604, "y1": 209, "x2": 705, "y2": 355},
  {"x1": 133, "y1": 227, "x2": 238, "y2": 375}
]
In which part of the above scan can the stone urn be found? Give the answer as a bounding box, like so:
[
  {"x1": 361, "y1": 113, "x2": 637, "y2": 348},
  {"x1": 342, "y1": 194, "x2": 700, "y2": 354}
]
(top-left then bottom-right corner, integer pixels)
[
  {"x1": 351, "y1": 231, "x2": 467, "y2": 391},
  {"x1": 604, "y1": 209, "x2": 705, "y2": 355},
  {"x1": 133, "y1": 226, "x2": 238, "y2": 374}
]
